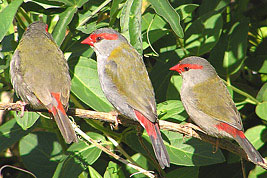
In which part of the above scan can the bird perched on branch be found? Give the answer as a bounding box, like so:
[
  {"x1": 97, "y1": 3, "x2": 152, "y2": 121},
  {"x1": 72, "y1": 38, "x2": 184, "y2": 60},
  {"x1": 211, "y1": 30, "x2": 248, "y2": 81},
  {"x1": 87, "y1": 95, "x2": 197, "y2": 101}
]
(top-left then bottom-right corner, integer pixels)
[
  {"x1": 81, "y1": 28, "x2": 170, "y2": 169},
  {"x1": 170, "y1": 56, "x2": 264, "y2": 164},
  {"x1": 10, "y1": 21, "x2": 77, "y2": 144}
]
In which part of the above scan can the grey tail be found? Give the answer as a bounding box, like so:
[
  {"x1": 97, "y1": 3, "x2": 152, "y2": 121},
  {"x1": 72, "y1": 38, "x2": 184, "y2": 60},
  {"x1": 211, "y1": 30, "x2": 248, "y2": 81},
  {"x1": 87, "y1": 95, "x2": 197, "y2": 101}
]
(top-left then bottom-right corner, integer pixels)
[
  {"x1": 149, "y1": 123, "x2": 170, "y2": 169},
  {"x1": 52, "y1": 107, "x2": 78, "y2": 144},
  {"x1": 235, "y1": 135, "x2": 264, "y2": 164}
]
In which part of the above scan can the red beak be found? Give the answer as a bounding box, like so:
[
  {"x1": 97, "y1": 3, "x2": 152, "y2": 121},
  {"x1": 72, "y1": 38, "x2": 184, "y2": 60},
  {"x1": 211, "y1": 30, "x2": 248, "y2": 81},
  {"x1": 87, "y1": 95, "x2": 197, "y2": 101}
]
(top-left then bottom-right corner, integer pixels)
[
  {"x1": 81, "y1": 36, "x2": 94, "y2": 46},
  {"x1": 169, "y1": 64, "x2": 181, "y2": 73}
]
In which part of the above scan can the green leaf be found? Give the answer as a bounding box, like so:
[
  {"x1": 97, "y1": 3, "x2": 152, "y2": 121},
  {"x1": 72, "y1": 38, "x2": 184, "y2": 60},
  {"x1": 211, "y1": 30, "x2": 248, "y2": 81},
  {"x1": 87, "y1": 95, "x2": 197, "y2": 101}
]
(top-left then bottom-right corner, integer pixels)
[
  {"x1": 165, "y1": 131, "x2": 225, "y2": 166},
  {"x1": 48, "y1": 0, "x2": 74, "y2": 6},
  {"x1": 125, "y1": 153, "x2": 149, "y2": 178},
  {"x1": 166, "y1": 167, "x2": 199, "y2": 178},
  {"x1": 104, "y1": 161, "x2": 125, "y2": 178},
  {"x1": 176, "y1": 4, "x2": 199, "y2": 20},
  {"x1": 0, "y1": 0, "x2": 24, "y2": 42},
  {"x1": 69, "y1": 56, "x2": 113, "y2": 111},
  {"x1": 150, "y1": 51, "x2": 179, "y2": 102},
  {"x1": 256, "y1": 83, "x2": 267, "y2": 102},
  {"x1": 88, "y1": 166, "x2": 103, "y2": 178},
  {"x1": 245, "y1": 125, "x2": 267, "y2": 150},
  {"x1": 52, "y1": 155, "x2": 87, "y2": 178},
  {"x1": 67, "y1": 132, "x2": 105, "y2": 165},
  {"x1": 52, "y1": 7, "x2": 77, "y2": 46},
  {"x1": 29, "y1": 0, "x2": 64, "y2": 9},
  {"x1": 124, "y1": 130, "x2": 225, "y2": 166},
  {"x1": 110, "y1": 0, "x2": 123, "y2": 26},
  {"x1": 166, "y1": 74, "x2": 182, "y2": 100},
  {"x1": 184, "y1": 10, "x2": 223, "y2": 56},
  {"x1": 15, "y1": 111, "x2": 39, "y2": 130},
  {"x1": 120, "y1": 0, "x2": 142, "y2": 54},
  {"x1": 248, "y1": 165, "x2": 267, "y2": 178},
  {"x1": 148, "y1": 0, "x2": 184, "y2": 38},
  {"x1": 209, "y1": 18, "x2": 249, "y2": 76},
  {"x1": 198, "y1": 0, "x2": 230, "y2": 16},
  {"x1": 157, "y1": 100, "x2": 185, "y2": 121},
  {"x1": 0, "y1": 118, "x2": 34, "y2": 152},
  {"x1": 19, "y1": 132, "x2": 63, "y2": 178},
  {"x1": 256, "y1": 102, "x2": 267, "y2": 121}
]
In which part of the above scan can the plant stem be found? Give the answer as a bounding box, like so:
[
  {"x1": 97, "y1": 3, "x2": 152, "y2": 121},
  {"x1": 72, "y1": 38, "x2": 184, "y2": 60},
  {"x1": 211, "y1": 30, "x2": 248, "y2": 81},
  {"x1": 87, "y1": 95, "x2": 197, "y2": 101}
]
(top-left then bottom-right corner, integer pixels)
[{"x1": 223, "y1": 80, "x2": 260, "y2": 105}]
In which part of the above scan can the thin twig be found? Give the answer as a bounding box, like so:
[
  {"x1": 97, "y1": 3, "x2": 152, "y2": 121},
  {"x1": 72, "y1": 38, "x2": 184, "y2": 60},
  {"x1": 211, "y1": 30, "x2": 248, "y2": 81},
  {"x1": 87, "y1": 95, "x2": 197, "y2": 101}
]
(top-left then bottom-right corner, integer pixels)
[{"x1": 71, "y1": 122, "x2": 155, "y2": 178}]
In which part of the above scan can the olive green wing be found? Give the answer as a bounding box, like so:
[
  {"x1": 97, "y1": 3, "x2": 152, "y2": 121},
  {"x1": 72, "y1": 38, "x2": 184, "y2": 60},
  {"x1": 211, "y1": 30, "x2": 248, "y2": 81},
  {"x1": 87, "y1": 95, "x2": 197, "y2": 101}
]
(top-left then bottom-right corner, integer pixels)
[
  {"x1": 105, "y1": 42, "x2": 157, "y2": 122},
  {"x1": 192, "y1": 76, "x2": 243, "y2": 130}
]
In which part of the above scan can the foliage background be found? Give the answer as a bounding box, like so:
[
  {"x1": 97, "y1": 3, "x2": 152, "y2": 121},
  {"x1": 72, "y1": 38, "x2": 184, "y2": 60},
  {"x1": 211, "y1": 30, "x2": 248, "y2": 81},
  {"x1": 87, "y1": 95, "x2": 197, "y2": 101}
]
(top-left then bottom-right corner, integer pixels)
[{"x1": 0, "y1": 0, "x2": 267, "y2": 177}]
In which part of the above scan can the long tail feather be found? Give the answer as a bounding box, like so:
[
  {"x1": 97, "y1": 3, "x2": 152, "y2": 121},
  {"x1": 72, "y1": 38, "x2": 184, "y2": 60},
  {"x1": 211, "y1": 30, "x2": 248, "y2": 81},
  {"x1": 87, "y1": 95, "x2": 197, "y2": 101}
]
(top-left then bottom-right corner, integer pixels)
[
  {"x1": 134, "y1": 110, "x2": 170, "y2": 169},
  {"x1": 49, "y1": 93, "x2": 78, "y2": 144},
  {"x1": 235, "y1": 133, "x2": 264, "y2": 164}
]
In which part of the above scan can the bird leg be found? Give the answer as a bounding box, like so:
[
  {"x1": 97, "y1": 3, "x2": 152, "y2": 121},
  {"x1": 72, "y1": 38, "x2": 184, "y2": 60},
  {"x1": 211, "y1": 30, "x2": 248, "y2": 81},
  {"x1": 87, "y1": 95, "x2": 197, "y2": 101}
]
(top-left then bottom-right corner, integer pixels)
[
  {"x1": 212, "y1": 139, "x2": 220, "y2": 153},
  {"x1": 109, "y1": 110, "x2": 120, "y2": 130},
  {"x1": 15, "y1": 101, "x2": 27, "y2": 118}
]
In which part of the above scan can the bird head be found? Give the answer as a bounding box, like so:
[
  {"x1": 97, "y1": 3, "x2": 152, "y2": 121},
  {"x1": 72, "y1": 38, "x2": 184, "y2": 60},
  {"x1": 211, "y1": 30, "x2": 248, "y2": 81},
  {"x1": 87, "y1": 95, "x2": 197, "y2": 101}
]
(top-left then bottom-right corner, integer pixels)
[
  {"x1": 81, "y1": 28, "x2": 128, "y2": 57},
  {"x1": 170, "y1": 56, "x2": 217, "y2": 84}
]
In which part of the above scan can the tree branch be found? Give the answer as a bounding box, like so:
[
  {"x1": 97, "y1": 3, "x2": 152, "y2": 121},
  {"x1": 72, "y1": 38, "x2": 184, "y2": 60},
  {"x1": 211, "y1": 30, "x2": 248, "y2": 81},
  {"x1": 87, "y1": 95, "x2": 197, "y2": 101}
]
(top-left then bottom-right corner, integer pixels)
[{"x1": 0, "y1": 102, "x2": 266, "y2": 170}]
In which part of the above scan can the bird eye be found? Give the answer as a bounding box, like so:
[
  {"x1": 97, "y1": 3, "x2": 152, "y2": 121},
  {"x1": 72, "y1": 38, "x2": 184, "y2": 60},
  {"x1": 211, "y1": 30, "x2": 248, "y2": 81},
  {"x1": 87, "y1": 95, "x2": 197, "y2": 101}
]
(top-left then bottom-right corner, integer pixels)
[
  {"x1": 184, "y1": 67, "x2": 189, "y2": 71},
  {"x1": 96, "y1": 36, "x2": 103, "y2": 42}
]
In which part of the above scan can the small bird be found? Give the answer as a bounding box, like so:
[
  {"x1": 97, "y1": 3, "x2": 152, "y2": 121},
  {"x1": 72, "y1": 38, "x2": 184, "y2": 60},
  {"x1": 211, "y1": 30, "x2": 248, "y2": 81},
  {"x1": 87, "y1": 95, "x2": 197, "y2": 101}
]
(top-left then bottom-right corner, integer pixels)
[
  {"x1": 10, "y1": 21, "x2": 77, "y2": 144},
  {"x1": 170, "y1": 56, "x2": 264, "y2": 164},
  {"x1": 81, "y1": 28, "x2": 170, "y2": 168}
]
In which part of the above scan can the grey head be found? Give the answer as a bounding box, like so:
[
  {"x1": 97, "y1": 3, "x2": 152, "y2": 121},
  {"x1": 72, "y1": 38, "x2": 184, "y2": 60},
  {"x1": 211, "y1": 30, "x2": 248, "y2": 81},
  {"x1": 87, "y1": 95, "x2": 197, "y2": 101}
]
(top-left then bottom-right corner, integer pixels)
[
  {"x1": 173, "y1": 56, "x2": 218, "y2": 85},
  {"x1": 22, "y1": 21, "x2": 53, "y2": 40},
  {"x1": 83, "y1": 28, "x2": 129, "y2": 57}
]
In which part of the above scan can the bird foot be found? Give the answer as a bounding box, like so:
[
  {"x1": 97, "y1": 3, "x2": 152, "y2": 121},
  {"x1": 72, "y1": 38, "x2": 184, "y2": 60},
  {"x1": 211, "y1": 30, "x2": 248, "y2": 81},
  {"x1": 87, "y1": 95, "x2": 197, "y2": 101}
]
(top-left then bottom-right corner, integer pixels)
[
  {"x1": 109, "y1": 110, "x2": 120, "y2": 130},
  {"x1": 16, "y1": 101, "x2": 27, "y2": 118}
]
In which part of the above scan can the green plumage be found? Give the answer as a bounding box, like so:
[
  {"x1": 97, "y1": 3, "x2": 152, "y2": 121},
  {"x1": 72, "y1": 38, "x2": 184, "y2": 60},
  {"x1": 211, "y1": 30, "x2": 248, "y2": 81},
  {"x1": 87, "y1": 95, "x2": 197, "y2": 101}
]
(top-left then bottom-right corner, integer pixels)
[{"x1": 104, "y1": 42, "x2": 157, "y2": 122}]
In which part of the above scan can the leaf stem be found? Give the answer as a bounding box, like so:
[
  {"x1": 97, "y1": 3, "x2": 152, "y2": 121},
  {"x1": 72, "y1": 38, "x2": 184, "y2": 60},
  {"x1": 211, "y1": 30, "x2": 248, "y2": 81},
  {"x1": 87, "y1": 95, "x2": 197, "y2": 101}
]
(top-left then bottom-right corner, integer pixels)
[{"x1": 223, "y1": 80, "x2": 260, "y2": 105}]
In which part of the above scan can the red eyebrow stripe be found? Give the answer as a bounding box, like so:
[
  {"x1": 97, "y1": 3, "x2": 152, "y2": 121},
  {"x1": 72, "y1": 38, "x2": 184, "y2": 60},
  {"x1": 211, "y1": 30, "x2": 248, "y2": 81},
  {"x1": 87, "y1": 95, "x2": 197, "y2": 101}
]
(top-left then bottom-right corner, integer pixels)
[
  {"x1": 170, "y1": 63, "x2": 203, "y2": 73},
  {"x1": 180, "y1": 64, "x2": 203, "y2": 70},
  {"x1": 90, "y1": 33, "x2": 118, "y2": 43}
]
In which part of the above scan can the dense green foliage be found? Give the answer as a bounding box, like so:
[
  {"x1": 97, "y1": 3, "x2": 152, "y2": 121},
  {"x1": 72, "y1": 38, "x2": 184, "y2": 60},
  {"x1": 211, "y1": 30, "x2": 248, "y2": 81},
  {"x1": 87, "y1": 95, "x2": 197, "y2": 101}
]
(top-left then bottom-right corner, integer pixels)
[{"x1": 0, "y1": 0, "x2": 266, "y2": 177}]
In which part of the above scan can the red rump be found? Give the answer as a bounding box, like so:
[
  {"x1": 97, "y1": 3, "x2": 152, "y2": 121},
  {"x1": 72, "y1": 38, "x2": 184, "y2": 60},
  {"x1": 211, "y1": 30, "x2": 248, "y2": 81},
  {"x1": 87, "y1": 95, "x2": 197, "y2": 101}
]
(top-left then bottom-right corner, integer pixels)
[
  {"x1": 49, "y1": 92, "x2": 66, "y2": 115},
  {"x1": 134, "y1": 110, "x2": 158, "y2": 139},
  {"x1": 45, "y1": 24, "x2": 48, "y2": 32},
  {"x1": 216, "y1": 122, "x2": 245, "y2": 139}
]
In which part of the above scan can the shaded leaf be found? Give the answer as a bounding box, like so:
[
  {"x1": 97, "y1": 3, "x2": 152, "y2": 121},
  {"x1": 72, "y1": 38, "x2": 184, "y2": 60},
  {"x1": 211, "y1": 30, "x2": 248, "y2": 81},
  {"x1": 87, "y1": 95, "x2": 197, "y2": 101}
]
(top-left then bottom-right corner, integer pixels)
[
  {"x1": 256, "y1": 102, "x2": 267, "y2": 121},
  {"x1": 52, "y1": 7, "x2": 77, "y2": 46},
  {"x1": 125, "y1": 153, "x2": 149, "y2": 178},
  {"x1": 256, "y1": 83, "x2": 267, "y2": 102},
  {"x1": 15, "y1": 111, "x2": 39, "y2": 130},
  {"x1": 157, "y1": 100, "x2": 185, "y2": 121},
  {"x1": 69, "y1": 56, "x2": 113, "y2": 112},
  {"x1": 148, "y1": 0, "x2": 184, "y2": 38},
  {"x1": 0, "y1": 0, "x2": 24, "y2": 42},
  {"x1": 104, "y1": 161, "x2": 125, "y2": 178},
  {"x1": 52, "y1": 155, "x2": 86, "y2": 178},
  {"x1": 166, "y1": 167, "x2": 199, "y2": 178},
  {"x1": 0, "y1": 118, "x2": 35, "y2": 152},
  {"x1": 245, "y1": 125, "x2": 267, "y2": 150},
  {"x1": 209, "y1": 18, "x2": 249, "y2": 76},
  {"x1": 184, "y1": 10, "x2": 223, "y2": 56},
  {"x1": 88, "y1": 166, "x2": 103, "y2": 178},
  {"x1": 176, "y1": 4, "x2": 199, "y2": 20},
  {"x1": 19, "y1": 132, "x2": 63, "y2": 178},
  {"x1": 67, "y1": 132, "x2": 105, "y2": 165}
]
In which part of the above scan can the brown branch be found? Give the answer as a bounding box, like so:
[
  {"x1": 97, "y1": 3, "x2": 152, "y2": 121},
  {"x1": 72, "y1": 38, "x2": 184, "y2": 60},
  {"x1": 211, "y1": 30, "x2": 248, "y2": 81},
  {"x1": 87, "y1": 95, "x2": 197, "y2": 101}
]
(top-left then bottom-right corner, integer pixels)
[{"x1": 1, "y1": 102, "x2": 266, "y2": 170}]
